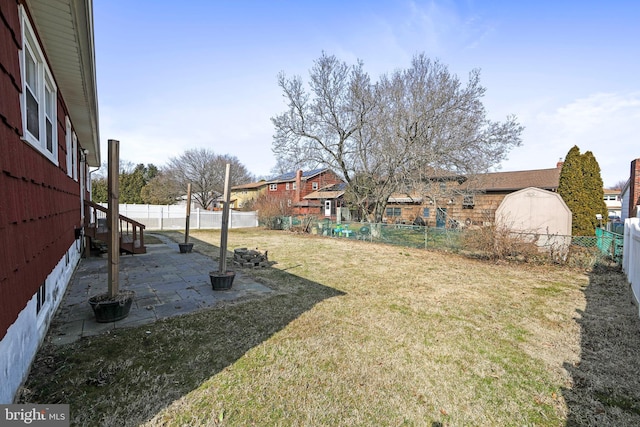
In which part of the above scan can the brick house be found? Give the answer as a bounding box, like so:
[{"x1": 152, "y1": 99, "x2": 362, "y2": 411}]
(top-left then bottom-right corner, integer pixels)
[
  {"x1": 265, "y1": 168, "x2": 344, "y2": 216},
  {"x1": 0, "y1": 0, "x2": 100, "y2": 403},
  {"x1": 621, "y1": 158, "x2": 640, "y2": 221}
]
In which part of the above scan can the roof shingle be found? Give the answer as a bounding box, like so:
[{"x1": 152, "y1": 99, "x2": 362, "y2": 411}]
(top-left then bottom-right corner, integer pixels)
[{"x1": 465, "y1": 168, "x2": 561, "y2": 192}]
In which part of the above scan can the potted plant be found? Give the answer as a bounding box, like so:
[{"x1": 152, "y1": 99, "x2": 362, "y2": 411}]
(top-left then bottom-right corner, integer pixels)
[
  {"x1": 210, "y1": 164, "x2": 235, "y2": 291},
  {"x1": 89, "y1": 290, "x2": 135, "y2": 323}
]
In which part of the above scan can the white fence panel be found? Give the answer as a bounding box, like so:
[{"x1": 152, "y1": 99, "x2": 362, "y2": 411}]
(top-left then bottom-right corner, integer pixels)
[
  {"x1": 98, "y1": 203, "x2": 258, "y2": 231},
  {"x1": 623, "y1": 218, "x2": 640, "y2": 316}
]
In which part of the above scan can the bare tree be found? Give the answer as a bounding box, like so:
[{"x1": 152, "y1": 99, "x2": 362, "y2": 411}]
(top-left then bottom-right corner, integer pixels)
[
  {"x1": 610, "y1": 179, "x2": 628, "y2": 191},
  {"x1": 272, "y1": 52, "x2": 523, "y2": 222},
  {"x1": 166, "y1": 148, "x2": 254, "y2": 209},
  {"x1": 250, "y1": 191, "x2": 294, "y2": 229}
]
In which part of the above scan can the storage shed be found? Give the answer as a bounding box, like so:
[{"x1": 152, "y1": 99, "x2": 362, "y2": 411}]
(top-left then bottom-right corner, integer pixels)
[{"x1": 495, "y1": 187, "x2": 572, "y2": 253}]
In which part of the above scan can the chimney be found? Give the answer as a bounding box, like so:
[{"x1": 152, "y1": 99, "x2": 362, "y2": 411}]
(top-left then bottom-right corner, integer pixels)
[
  {"x1": 630, "y1": 159, "x2": 640, "y2": 218},
  {"x1": 556, "y1": 158, "x2": 564, "y2": 169},
  {"x1": 295, "y1": 169, "x2": 302, "y2": 203}
]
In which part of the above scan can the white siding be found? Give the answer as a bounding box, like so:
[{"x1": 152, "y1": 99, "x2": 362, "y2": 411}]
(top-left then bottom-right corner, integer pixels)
[{"x1": 0, "y1": 242, "x2": 80, "y2": 403}]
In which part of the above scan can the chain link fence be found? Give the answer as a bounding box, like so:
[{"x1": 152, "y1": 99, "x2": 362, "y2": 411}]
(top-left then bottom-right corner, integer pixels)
[{"x1": 273, "y1": 216, "x2": 623, "y2": 268}]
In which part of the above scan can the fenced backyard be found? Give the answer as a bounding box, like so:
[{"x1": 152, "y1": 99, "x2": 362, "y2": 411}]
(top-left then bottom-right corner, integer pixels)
[
  {"x1": 96, "y1": 203, "x2": 258, "y2": 230},
  {"x1": 276, "y1": 216, "x2": 624, "y2": 267},
  {"x1": 20, "y1": 228, "x2": 640, "y2": 426}
]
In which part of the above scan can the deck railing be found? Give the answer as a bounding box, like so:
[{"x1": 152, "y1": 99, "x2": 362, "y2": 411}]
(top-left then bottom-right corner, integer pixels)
[{"x1": 84, "y1": 200, "x2": 146, "y2": 253}]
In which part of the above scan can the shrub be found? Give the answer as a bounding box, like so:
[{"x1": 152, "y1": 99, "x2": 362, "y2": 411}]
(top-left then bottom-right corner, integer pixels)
[{"x1": 462, "y1": 226, "x2": 542, "y2": 262}]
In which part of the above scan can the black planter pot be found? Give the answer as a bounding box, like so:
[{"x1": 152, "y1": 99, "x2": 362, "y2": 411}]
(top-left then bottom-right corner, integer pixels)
[
  {"x1": 89, "y1": 291, "x2": 135, "y2": 323},
  {"x1": 210, "y1": 271, "x2": 235, "y2": 291},
  {"x1": 179, "y1": 243, "x2": 194, "y2": 253}
]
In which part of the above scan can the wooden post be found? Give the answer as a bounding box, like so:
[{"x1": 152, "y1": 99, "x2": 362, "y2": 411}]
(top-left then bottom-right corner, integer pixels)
[
  {"x1": 185, "y1": 183, "x2": 192, "y2": 244},
  {"x1": 219, "y1": 164, "x2": 231, "y2": 273},
  {"x1": 107, "y1": 139, "x2": 120, "y2": 298}
]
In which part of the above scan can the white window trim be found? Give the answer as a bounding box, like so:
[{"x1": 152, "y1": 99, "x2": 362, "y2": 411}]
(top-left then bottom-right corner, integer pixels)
[
  {"x1": 312, "y1": 182, "x2": 318, "y2": 190},
  {"x1": 72, "y1": 132, "x2": 78, "y2": 181},
  {"x1": 36, "y1": 281, "x2": 47, "y2": 318},
  {"x1": 65, "y1": 116, "x2": 73, "y2": 177},
  {"x1": 285, "y1": 183, "x2": 290, "y2": 190},
  {"x1": 19, "y1": 5, "x2": 58, "y2": 165},
  {"x1": 269, "y1": 184, "x2": 277, "y2": 191}
]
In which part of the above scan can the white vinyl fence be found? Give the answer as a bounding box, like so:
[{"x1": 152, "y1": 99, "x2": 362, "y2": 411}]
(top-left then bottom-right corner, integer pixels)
[
  {"x1": 98, "y1": 203, "x2": 258, "y2": 230},
  {"x1": 623, "y1": 217, "x2": 640, "y2": 316}
]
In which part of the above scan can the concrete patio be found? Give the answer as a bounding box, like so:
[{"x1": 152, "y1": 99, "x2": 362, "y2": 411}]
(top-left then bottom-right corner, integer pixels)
[{"x1": 48, "y1": 234, "x2": 273, "y2": 345}]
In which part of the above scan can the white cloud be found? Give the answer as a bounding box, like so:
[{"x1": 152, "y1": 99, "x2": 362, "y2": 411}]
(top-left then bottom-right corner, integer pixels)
[{"x1": 502, "y1": 92, "x2": 640, "y2": 186}]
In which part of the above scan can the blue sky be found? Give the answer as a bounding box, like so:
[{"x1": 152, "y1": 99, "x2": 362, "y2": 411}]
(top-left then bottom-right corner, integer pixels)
[{"x1": 94, "y1": 0, "x2": 640, "y2": 187}]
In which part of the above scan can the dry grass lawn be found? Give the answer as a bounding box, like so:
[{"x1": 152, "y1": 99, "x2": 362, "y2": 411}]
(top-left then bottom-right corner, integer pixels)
[{"x1": 19, "y1": 228, "x2": 640, "y2": 426}]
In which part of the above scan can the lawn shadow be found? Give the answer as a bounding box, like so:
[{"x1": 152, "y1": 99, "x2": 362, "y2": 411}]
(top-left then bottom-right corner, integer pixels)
[
  {"x1": 19, "y1": 232, "x2": 345, "y2": 426},
  {"x1": 562, "y1": 262, "x2": 640, "y2": 426}
]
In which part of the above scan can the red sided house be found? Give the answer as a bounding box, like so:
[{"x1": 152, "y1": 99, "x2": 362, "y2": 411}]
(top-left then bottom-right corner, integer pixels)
[
  {"x1": 266, "y1": 168, "x2": 344, "y2": 217},
  {"x1": 621, "y1": 158, "x2": 640, "y2": 221},
  {"x1": 0, "y1": 0, "x2": 100, "y2": 403}
]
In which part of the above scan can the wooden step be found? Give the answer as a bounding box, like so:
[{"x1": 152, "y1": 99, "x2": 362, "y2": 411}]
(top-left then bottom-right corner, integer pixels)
[{"x1": 84, "y1": 201, "x2": 146, "y2": 255}]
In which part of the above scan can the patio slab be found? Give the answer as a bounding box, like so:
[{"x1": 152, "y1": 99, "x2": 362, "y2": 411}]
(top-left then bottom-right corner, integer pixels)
[{"x1": 48, "y1": 233, "x2": 273, "y2": 345}]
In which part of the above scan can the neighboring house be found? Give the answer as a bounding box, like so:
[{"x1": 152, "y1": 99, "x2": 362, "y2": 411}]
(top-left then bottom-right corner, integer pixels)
[
  {"x1": 0, "y1": 0, "x2": 100, "y2": 403},
  {"x1": 620, "y1": 158, "x2": 640, "y2": 221},
  {"x1": 266, "y1": 168, "x2": 344, "y2": 216},
  {"x1": 303, "y1": 182, "x2": 348, "y2": 220},
  {"x1": 603, "y1": 188, "x2": 622, "y2": 219},
  {"x1": 230, "y1": 180, "x2": 266, "y2": 209},
  {"x1": 210, "y1": 194, "x2": 237, "y2": 210},
  {"x1": 385, "y1": 163, "x2": 563, "y2": 227}
]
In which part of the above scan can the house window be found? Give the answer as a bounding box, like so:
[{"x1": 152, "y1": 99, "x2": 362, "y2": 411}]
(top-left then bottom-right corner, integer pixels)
[
  {"x1": 386, "y1": 207, "x2": 401, "y2": 217},
  {"x1": 462, "y1": 195, "x2": 475, "y2": 208},
  {"x1": 36, "y1": 282, "x2": 46, "y2": 315},
  {"x1": 269, "y1": 184, "x2": 277, "y2": 191},
  {"x1": 286, "y1": 183, "x2": 290, "y2": 190},
  {"x1": 292, "y1": 182, "x2": 297, "y2": 190},
  {"x1": 312, "y1": 182, "x2": 318, "y2": 190},
  {"x1": 423, "y1": 208, "x2": 430, "y2": 218},
  {"x1": 287, "y1": 199, "x2": 292, "y2": 207},
  {"x1": 20, "y1": 6, "x2": 58, "y2": 164}
]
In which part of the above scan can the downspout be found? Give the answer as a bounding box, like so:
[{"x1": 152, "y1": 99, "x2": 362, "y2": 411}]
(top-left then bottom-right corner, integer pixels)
[{"x1": 80, "y1": 149, "x2": 88, "y2": 222}]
